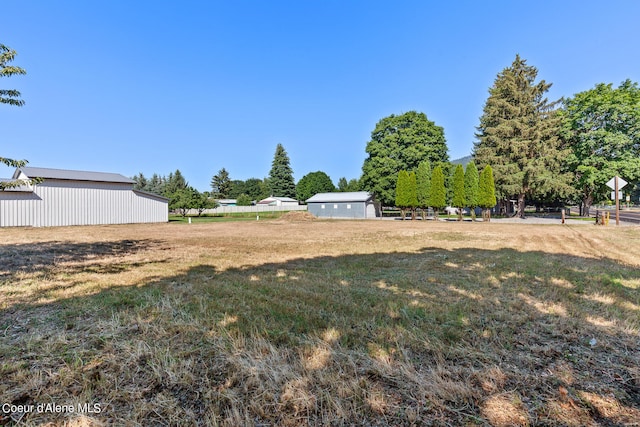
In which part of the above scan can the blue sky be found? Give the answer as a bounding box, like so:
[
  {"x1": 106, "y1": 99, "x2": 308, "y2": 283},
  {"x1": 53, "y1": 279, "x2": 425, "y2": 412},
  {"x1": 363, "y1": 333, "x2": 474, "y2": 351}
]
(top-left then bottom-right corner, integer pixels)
[{"x1": 3, "y1": 1, "x2": 639, "y2": 192}]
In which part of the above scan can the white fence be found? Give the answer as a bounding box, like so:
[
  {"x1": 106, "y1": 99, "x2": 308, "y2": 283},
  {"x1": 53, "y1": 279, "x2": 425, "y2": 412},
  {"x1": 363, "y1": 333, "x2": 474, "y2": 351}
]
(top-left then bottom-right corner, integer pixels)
[{"x1": 183, "y1": 205, "x2": 307, "y2": 216}]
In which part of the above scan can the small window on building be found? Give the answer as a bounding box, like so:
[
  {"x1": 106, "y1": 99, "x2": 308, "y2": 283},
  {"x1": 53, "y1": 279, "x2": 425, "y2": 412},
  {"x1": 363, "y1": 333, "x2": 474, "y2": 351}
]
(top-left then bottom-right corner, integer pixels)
[
  {"x1": 334, "y1": 204, "x2": 338, "y2": 209},
  {"x1": 321, "y1": 204, "x2": 325, "y2": 209},
  {"x1": 347, "y1": 204, "x2": 351, "y2": 209}
]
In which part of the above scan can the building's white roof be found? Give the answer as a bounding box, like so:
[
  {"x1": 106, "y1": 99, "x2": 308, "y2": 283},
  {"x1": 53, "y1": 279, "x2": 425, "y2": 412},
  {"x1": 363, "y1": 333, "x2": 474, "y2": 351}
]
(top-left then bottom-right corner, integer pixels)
[
  {"x1": 258, "y1": 196, "x2": 298, "y2": 203},
  {"x1": 16, "y1": 166, "x2": 135, "y2": 184},
  {"x1": 306, "y1": 192, "x2": 373, "y2": 203},
  {"x1": 0, "y1": 178, "x2": 33, "y2": 192}
]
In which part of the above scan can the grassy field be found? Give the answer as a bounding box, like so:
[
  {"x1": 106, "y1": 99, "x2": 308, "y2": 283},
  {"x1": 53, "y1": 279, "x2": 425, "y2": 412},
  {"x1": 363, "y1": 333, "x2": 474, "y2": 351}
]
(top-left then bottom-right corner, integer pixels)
[{"x1": 1, "y1": 218, "x2": 639, "y2": 426}]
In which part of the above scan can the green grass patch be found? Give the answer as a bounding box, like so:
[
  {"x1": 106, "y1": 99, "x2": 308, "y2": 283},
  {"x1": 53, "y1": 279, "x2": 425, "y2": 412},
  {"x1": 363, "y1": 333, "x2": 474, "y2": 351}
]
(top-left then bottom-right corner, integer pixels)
[{"x1": 169, "y1": 211, "x2": 286, "y2": 223}]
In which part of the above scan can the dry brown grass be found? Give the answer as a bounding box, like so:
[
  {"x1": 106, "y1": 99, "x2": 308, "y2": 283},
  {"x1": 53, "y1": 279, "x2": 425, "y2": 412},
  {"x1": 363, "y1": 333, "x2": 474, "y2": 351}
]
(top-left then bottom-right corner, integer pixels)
[{"x1": 1, "y1": 220, "x2": 639, "y2": 426}]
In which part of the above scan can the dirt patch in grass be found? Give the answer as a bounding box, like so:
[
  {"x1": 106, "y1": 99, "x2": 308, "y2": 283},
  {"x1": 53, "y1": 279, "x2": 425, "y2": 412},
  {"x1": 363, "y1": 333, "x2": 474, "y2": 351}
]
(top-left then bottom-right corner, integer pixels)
[
  {"x1": 278, "y1": 211, "x2": 317, "y2": 222},
  {"x1": 1, "y1": 221, "x2": 639, "y2": 425}
]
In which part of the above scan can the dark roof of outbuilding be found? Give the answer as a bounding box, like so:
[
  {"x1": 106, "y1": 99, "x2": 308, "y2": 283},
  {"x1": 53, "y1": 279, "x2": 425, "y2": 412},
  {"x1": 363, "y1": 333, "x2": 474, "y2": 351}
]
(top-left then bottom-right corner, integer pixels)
[{"x1": 16, "y1": 167, "x2": 135, "y2": 184}]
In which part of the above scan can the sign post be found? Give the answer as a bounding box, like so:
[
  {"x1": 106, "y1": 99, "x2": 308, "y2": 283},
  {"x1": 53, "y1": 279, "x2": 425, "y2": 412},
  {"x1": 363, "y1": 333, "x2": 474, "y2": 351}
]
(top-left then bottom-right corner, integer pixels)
[{"x1": 606, "y1": 176, "x2": 628, "y2": 226}]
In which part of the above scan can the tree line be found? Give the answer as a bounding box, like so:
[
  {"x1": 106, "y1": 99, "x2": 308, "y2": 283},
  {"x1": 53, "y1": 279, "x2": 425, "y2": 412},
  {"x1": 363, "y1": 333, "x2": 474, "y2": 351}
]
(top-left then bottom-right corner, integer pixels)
[
  {"x1": 359, "y1": 56, "x2": 640, "y2": 218},
  {"x1": 133, "y1": 142, "x2": 364, "y2": 214},
  {"x1": 4, "y1": 43, "x2": 639, "y2": 217},
  {"x1": 395, "y1": 162, "x2": 496, "y2": 221}
]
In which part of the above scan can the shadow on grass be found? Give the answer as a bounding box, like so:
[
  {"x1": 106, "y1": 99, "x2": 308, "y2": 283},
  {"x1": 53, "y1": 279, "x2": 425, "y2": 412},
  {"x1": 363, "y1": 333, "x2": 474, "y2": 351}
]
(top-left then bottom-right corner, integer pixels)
[
  {"x1": 0, "y1": 239, "x2": 164, "y2": 279},
  {"x1": 1, "y1": 245, "x2": 639, "y2": 425}
]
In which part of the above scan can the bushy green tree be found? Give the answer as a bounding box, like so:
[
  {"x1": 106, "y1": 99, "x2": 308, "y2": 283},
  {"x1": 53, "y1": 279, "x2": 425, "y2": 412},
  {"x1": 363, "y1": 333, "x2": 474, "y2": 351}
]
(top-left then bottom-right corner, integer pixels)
[
  {"x1": 429, "y1": 165, "x2": 446, "y2": 219},
  {"x1": 337, "y1": 177, "x2": 360, "y2": 192},
  {"x1": 269, "y1": 144, "x2": 296, "y2": 198},
  {"x1": 561, "y1": 80, "x2": 640, "y2": 215},
  {"x1": 247, "y1": 178, "x2": 270, "y2": 200},
  {"x1": 474, "y1": 55, "x2": 572, "y2": 218},
  {"x1": 361, "y1": 111, "x2": 448, "y2": 206},
  {"x1": 416, "y1": 161, "x2": 431, "y2": 219},
  {"x1": 236, "y1": 193, "x2": 252, "y2": 206},
  {"x1": 478, "y1": 165, "x2": 496, "y2": 221},
  {"x1": 464, "y1": 162, "x2": 479, "y2": 220},
  {"x1": 170, "y1": 186, "x2": 198, "y2": 216},
  {"x1": 296, "y1": 171, "x2": 335, "y2": 202},
  {"x1": 451, "y1": 164, "x2": 466, "y2": 221}
]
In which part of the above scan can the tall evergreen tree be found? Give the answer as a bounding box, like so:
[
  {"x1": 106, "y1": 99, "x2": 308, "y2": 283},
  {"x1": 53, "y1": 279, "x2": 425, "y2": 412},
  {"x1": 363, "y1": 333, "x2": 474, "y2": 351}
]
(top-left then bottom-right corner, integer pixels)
[
  {"x1": 395, "y1": 170, "x2": 410, "y2": 219},
  {"x1": 361, "y1": 111, "x2": 448, "y2": 206},
  {"x1": 337, "y1": 177, "x2": 348, "y2": 192},
  {"x1": 464, "y1": 162, "x2": 480, "y2": 221},
  {"x1": 132, "y1": 173, "x2": 148, "y2": 191},
  {"x1": 407, "y1": 171, "x2": 418, "y2": 220},
  {"x1": 416, "y1": 161, "x2": 432, "y2": 219},
  {"x1": 429, "y1": 165, "x2": 446, "y2": 219},
  {"x1": 478, "y1": 165, "x2": 497, "y2": 221},
  {"x1": 148, "y1": 173, "x2": 166, "y2": 195},
  {"x1": 474, "y1": 55, "x2": 572, "y2": 218},
  {"x1": 164, "y1": 169, "x2": 188, "y2": 197},
  {"x1": 211, "y1": 168, "x2": 232, "y2": 199},
  {"x1": 451, "y1": 164, "x2": 466, "y2": 221},
  {"x1": 337, "y1": 177, "x2": 361, "y2": 192},
  {"x1": 268, "y1": 144, "x2": 296, "y2": 198}
]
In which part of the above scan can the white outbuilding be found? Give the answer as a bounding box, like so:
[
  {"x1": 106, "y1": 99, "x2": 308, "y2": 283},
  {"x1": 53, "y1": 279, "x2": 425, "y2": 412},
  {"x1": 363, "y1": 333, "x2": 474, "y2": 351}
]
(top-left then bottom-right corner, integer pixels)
[
  {"x1": 0, "y1": 166, "x2": 168, "y2": 227},
  {"x1": 306, "y1": 192, "x2": 380, "y2": 219},
  {"x1": 257, "y1": 196, "x2": 299, "y2": 207}
]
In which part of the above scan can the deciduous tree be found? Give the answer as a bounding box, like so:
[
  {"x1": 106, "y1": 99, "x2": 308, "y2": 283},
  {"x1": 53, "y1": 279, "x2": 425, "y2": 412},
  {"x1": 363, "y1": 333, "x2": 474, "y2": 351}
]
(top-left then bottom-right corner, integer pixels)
[
  {"x1": 1, "y1": 43, "x2": 33, "y2": 190},
  {"x1": 236, "y1": 193, "x2": 252, "y2": 206},
  {"x1": 361, "y1": 111, "x2": 448, "y2": 206},
  {"x1": 1, "y1": 44, "x2": 26, "y2": 107},
  {"x1": 561, "y1": 80, "x2": 640, "y2": 215},
  {"x1": 170, "y1": 186, "x2": 202, "y2": 217},
  {"x1": 296, "y1": 171, "x2": 335, "y2": 202}
]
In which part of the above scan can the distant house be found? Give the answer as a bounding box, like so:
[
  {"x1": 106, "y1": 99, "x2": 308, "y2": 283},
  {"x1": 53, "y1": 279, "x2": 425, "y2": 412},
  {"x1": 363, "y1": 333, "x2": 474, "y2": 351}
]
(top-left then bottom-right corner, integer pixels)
[
  {"x1": 257, "y1": 196, "x2": 299, "y2": 207},
  {"x1": 216, "y1": 199, "x2": 237, "y2": 206},
  {"x1": 0, "y1": 166, "x2": 168, "y2": 227},
  {"x1": 306, "y1": 192, "x2": 380, "y2": 219}
]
